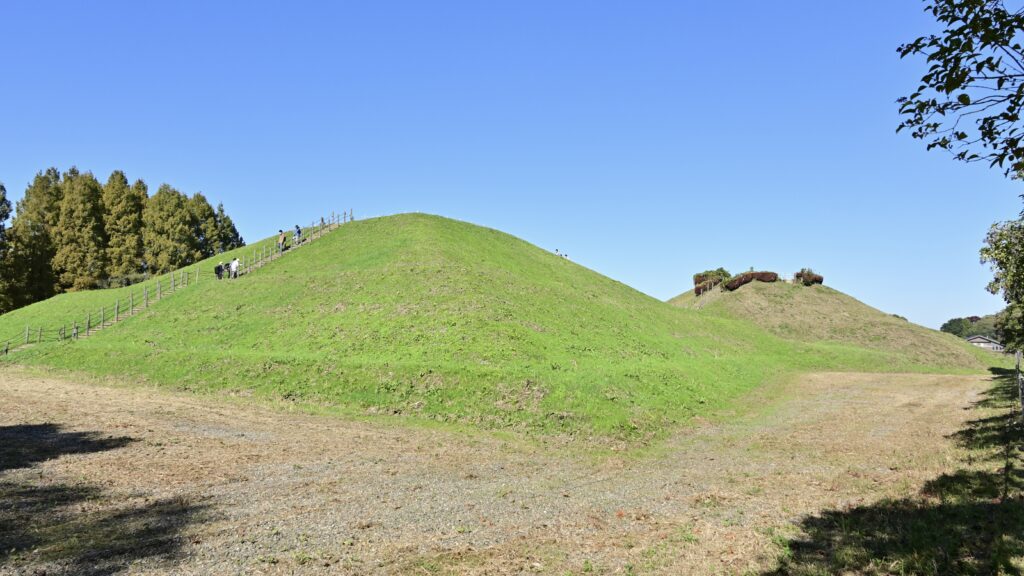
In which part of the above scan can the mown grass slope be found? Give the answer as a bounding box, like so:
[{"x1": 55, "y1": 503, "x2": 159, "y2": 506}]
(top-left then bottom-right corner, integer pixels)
[
  {"x1": 0, "y1": 232, "x2": 287, "y2": 346},
  {"x1": 669, "y1": 281, "x2": 996, "y2": 368},
  {"x1": 0, "y1": 214, "x2": 998, "y2": 439}
]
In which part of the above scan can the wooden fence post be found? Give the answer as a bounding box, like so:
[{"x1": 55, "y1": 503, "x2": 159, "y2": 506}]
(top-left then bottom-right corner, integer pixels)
[
  {"x1": 73, "y1": 323, "x2": 78, "y2": 340},
  {"x1": 87, "y1": 313, "x2": 92, "y2": 335},
  {"x1": 171, "y1": 273, "x2": 175, "y2": 291},
  {"x1": 145, "y1": 286, "x2": 149, "y2": 308},
  {"x1": 24, "y1": 326, "x2": 29, "y2": 344},
  {"x1": 158, "y1": 280, "x2": 162, "y2": 300},
  {"x1": 1018, "y1": 350, "x2": 1024, "y2": 419},
  {"x1": 115, "y1": 300, "x2": 120, "y2": 322},
  {"x1": 130, "y1": 292, "x2": 134, "y2": 314},
  {"x1": 36, "y1": 327, "x2": 42, "y2": 344}
]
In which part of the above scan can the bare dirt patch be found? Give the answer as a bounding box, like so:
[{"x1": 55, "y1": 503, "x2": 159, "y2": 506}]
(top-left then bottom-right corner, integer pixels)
[{"x1": 0, "y1": 370, "x2": 990, "y2": 575}]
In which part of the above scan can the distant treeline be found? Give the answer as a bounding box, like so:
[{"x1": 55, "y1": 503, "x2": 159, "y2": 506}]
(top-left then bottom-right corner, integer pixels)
[
  {"x1": 940, "y1": 313, "x2": 1001, "y2": 340},
  {"x1": 0, "y1": 167, "x2": 244, "y2": 314}
]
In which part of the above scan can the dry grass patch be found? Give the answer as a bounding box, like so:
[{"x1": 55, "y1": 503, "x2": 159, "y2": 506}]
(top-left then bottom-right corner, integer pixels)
[{"x1": 0, "y1": 368, "x2": 1005, "y2": 575}]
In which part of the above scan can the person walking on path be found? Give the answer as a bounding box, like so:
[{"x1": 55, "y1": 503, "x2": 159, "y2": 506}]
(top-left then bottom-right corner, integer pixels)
[
  {"x1": 215, "y1": 262, "x2": 224, "y2": 280},
  {"x1": 277, "y1": 230, "x2": 286, "y2": 252},
  {"x1": 294, "y1": 225, "x2": 302, "y2": 246},
  {"x1": 230, "y1": 257, "x2": 240, "y2": 279}
]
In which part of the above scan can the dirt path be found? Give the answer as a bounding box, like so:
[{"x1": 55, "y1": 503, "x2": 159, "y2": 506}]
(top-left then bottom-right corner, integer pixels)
[{"x1": 0, "y1": 370, "x2": 989, "y2": 575}]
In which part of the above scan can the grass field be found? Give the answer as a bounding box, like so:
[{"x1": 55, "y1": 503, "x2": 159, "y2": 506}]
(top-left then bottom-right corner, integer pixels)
[
  {"x1": 0, "y1": 214, "x2": 1005, "y2": 440},
  {"x1": 1, "y1": 368, "x2": 1012, "y2": 574}
]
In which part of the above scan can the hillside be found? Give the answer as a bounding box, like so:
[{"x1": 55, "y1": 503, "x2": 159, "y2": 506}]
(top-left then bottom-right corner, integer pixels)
[
  {"x1": 669, "y1": 281, "x2": 992, "y2": 368},
  {"x1": 0, "y1": 214, "x2": 998, "y2": 440}
]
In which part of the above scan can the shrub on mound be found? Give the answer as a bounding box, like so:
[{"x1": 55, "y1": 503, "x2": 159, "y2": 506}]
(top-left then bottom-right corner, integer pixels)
[
  {"x1": 723, "y1": 271, "x2": 778, "y2": 291},
  {"x1": 794, "y1": 268, "x2": 824, "y2": 286},
  {"x1": 693, "y1": 268, "x2": 731, "y2": 296},
  {"x1": 695, "y1": 281, "x2": 716, "y2": 296},
  {"x1": 693, "y1": 268, "x2": 731, "y2": 287}
]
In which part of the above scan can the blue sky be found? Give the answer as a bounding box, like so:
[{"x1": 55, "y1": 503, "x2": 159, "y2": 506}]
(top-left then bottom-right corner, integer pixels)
[{"x1": 1, "y1": 1, "x2": 1020, "y2": 328}]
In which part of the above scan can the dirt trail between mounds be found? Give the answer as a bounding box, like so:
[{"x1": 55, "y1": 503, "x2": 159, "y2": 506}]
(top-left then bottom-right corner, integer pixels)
[{"x1": 0, "y1": 370, "x2": 988, "y2": 575}]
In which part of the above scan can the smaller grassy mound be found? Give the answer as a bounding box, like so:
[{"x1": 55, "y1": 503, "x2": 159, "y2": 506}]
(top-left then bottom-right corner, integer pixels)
[{"x1": 670, "y1": 281, "x2": 998, "y2": 369}]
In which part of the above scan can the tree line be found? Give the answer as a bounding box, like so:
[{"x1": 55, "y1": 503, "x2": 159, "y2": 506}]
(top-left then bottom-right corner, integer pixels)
[
  {"x1": 939, "y1": 313, "x2": 1000, "y2": 341},
  {"x1": 0, "y1": 167, "x2": 243, "y2": 314}
]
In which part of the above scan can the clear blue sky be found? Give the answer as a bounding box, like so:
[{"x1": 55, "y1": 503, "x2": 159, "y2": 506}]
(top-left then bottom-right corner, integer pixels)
[{"x1": 2, "y1": 1, "x2": 1020, "y2": 328}]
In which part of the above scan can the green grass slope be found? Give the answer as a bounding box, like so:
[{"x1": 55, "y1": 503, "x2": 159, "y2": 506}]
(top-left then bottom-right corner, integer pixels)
[
  {"x1": 0, "y1": 214, "x2": 996, "y2": 440},
  {"x1": 0, "y1": 230, "x2": 292, "y2": 347},
  {"x1": 669, "y1": 281, "x2": 997, "y2": 368}
]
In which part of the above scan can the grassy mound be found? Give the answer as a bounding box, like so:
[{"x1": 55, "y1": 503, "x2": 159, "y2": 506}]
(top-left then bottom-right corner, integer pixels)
[
  {"x1": 0, "y1": 214, "x2": 998, "y2": 440},
  {"x1": 669, "y1": 280, "x2": 995, "y2": 368}
]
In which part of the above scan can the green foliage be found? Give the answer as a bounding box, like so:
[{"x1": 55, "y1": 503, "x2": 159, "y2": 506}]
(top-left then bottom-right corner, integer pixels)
[
  {"x1": 213, "y1": 203, "x2": 244, "y2": 253},
  {"x1": 1, "y1": 166, "x2": 244, "y2": 314},
  {"x1": 52, "y1": 171, "x2": 109, "y2": 291},
  {"x1": 189, "y1": 193, "x2": 218, "y2": 259},
  {"x1": 692, "y1": 268, "x2": 730, "y2": 286},
  {"x1": 981, "y1": 211, "x2": 1024, "y2": 348},
  {"x1": 982, "y1": 214, "x2": 1024, "y2": 302},
  {"x1": 143, "y1": 185, "x2": 200, "y2": 274},
  {"x1": 897, "y1": 0, "x2": 1024, "y2": 175},
  {"x1": 0, "y1": 182, "x2": 12, "y2": 314},
  {"x1": 940, "y1": 317, "x2": 971, "y2": 337},
  {"x1": 102, "y1": 172, "x2": 146, "y2": 279},
  {"x1": 941, "y1": 313, "x2": 1001, "y2": 340},
  {"x1": 997, "y1": 305, "x2": 1024, "y2": 351},
  {"x1": 6, "y1": 168, "x2": 63, "y2": 307},
  {"x1": 0, "y1": 183, "x2": 9, "y2": 237},
  {"x1": 0, "y1": 215, "x2": 1000, "y2": 440}
]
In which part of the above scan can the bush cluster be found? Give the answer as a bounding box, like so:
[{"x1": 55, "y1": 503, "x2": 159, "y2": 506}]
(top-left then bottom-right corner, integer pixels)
[
  {"x1": 794, "y1": 268, "x2": 824, "y2": 286},
  {"x1": 693, "y1": 268, "x2": 731, "y2": 296},
  {"x1": 723, "y1": 271, "x2": 779, "y2": 291}
]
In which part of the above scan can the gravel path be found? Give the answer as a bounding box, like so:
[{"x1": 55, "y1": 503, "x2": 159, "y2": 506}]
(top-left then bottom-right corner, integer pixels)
[{"x1": 0, "y1": 370, "x2": 986, "y2": 575}]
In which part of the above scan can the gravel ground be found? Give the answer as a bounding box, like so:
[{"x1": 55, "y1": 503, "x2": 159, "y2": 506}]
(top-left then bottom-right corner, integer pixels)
[{"x1": 0, "y1": 369, "x2": 987, "y2": 575}]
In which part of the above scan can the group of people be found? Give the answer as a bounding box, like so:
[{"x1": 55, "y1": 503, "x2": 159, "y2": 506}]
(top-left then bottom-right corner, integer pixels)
[
  {"x1": 277, "y1": 225, "x2": 303, "y2": 252},
  {"x1": 214, "y1": 258, "x2": 240, "y2": 281},
  {"x1": 214, "y1": 225, "x2": 306, "y2": 281}
]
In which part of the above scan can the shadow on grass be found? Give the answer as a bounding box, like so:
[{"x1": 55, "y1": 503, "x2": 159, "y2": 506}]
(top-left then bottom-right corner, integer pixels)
[
  {"x1": 0, "y1": 424, "x2": 207, "y2": 576},
  {"x1": 766, "y1": 367, "x2": 1024, "y2": 575},
  {"x1": 0, "y1": 424, "x2": 133, "y2": 472}
]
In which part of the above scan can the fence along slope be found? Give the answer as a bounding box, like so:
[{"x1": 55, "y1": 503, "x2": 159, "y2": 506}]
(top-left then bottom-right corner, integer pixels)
[{"x1": 1, "y1": 211, "x2": 350, "y2": 355}]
